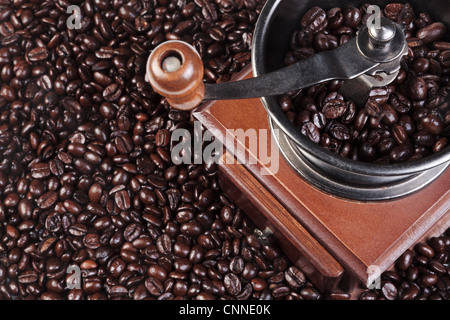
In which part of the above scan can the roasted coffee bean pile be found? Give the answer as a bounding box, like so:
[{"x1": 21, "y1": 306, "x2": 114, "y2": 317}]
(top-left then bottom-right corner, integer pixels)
[
  {"x1": 280, "y1": 3, "x2": 449, "y2": 163},
  {"x1": 0, "y1": 0, "x2": 327, "y2": 300},
  {"x1": 0, "y1": 0, "x2": 449, "y2": 301}
]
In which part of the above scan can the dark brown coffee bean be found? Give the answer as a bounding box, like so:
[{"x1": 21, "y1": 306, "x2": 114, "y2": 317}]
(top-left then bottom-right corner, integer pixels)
[
  {"x1": 392, "y1": 124, "x2": 408, "y2": 144},
  {"x1": 396, "y1": 249, "x2": 414, "y2": 271},
  {"x1": 369, "y1": 87, "x2": 390, "y2": 105},
  {"x1": 421, "y1": 274, "x2": 438, "y2": 287},
  {"x1": 114, "y1": 190, "x2": 131, "y2": 210},
  {"x1": 390, "y1": 144, "x2": 413, "y2": 162},
  {"x1": 413, "y1": 130, "x2": 436, "y2": 147},
  {"x1": 381, "y1": 282, "x2": 398, "y2": 300},
  {"x1": 285, "y1": 266, "x2": 306, "y2": 288},
  {"x1": 27, "y1": 47, "x2": 49, "y2": 62},
  {"x1": 18, "y1": 199, "x2": 32, "y2": 220},
  {"x1": 83, "y1": 233, "x2": 101, "y2": 250},
  {"x1": 299, "y1": 286, "x2": 321, "y2": 300},
  {"x1": 156, "y1": 234, "x2": 172, "y2": 255},
  {"x1": 74, "y1": 158, "x2": 94, "y2": 174},
  {"x1": 103, "y1": 83, "x2": 122, "y2": 101},
  {"x1": 433, "y1": 137, "x2": 448, "y2": 153},
  {"x1": 155, "y1": 129, "x2": 170, "y2": 147},
  {"x1": 390, "y1": 93, "x2": 412, "y2": 114},
  {"x1": 30, "y1": 162, "x2": 50, "y2": 179},
  {"x1": 229, "y1": 256, "x2": 244, "y2": 274},
  {"x1": 409, "y1": 77, "x2": 428, "y2": 101},
  {"x1": 145, "y1": 277, "x2": 164, "y2": 296},
  {"x1": 68, "y1": 223, "x2": 88, "y2": 237},
  {"x1": 224, "y1": 273, "x2": 241, "y2": 296},
  {"x1": 343, "y1": 7, "x2": 361, "y2": 29},
  {"x1": 417, "y1": 22, "x2": 447, "y2": 44},
  {"x1": 364, "y1": 99, "x2": 382, "y2": 117},
  {"x1": 329, "y1": 122, "x2": 351, "y2": 141},
  {"x1": 438, "y1": 50, "x2": 450, "y2": 68},
  {"x1": 322, "y1": 99, "x2": 347, "y2": 119},
  {"x1": 37, "y1": 191, "x2": 57, "y2": 209},
  {"x1": 115, "y1": 135, "x2": 133, "y2": 154},
  {"x1": 401, "y1": 285, "x2": 420, "y2": 300},
  {"x1": 272, "y1": 285, "x2": 290, "y2": 298},
  {"x1": 301, "y1": 122, "x2": 320, "y2": 144},
  {"x1": 421, "y1": 113, "x2": 444, "y2": 135},
  {"x1": 180, "y1": 221, "x2": 203, "y2": 237},
  {"x1": 123, "y1": 223, "x2": 142, "y2": 242},
  {"x1": 415, "y1": 243, "x2": 435, "y2": 258},
  {"x1": 0, "y1": 84, "x2": 15, "y2": 101},
  {"x1": 384, "y1": 3, "x2": 403, "y2": 21},
  {"x1": 18, "y1": 271, "x2": 38, "y2": 284},
  {"x1": 301, "y1": 7, "x2": 328, "y2": 34},
  {"x1": 358, "y1": 142, "x2": 376, "y2": 162}
]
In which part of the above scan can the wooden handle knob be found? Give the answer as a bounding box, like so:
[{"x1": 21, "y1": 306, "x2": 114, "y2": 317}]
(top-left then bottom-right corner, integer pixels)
[{"x1": 146, "y1": 40, "x2": 205, "y2": 110}]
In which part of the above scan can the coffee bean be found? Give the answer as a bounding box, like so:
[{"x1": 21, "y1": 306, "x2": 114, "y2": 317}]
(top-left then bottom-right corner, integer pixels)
[
  {"x1": 156, "y1": 234, "x2": 172, "y2": 255},
  {"x1": 438, "y1": 50, "x2": 450, "y2": 68},
  {"x1": 124, "y1": 223, "x2": 142, "y2": 242},
  {"x1": 224, "y1": 273, "x2": 241, "y2": 296},
  {"x1": 180, "y1": 221, "x2": 203, "y2": 237},
  {"x1": 30, "y1": 162, "x2": 50, "y2": 179},
  {"x1": 145, "y1": 277, "x2": 164, "y2": 296},
  {"x1": 329, "y1": 122, "x2": 351, "y2": 141},
  {"x1": 69, "y1": 224, "x2": 88, "y2": 237},
  {"x1": 421, "y1": 114, "x2": 444, "y2": 135},
  {"x1": 198, "y1": 188, "x2": 215, "y2": 207},
  {"x1": 272, "y1": 285, "x2": 290, "y2": 298},
  {"x1": 37, "y1": 191, "x2": 57, "y2": 209},
  {"x1": 413, "y1": 130, "x2": 436, "y2": 147},
  {"x1": 285, "y1": 266, "x2": 306, "y2": 288},
  {"x1": 433, "y1": 137, "x2": 448, "y2": 153},
  {"x1": 301, "y1": 122, "x2": 320, "y2": 144},
  {"x1": 364, "y1": 99, "x2": 382, "y2": 117},
  {"x1": 417, "y1": 22, "x2": 447, "y2": 44},
  {"x1": 390, "y1": 92, "x2": 412, "y2": 114},
  {"x1": 301, "y1": 7, "x2": 328, "y2": 34},
  {"x1": 229, "y1": 256, "x2": 244, "y2": 274},
  {"x1": 300, "y1": 286, "x2": 321, "y2": 300},
  {"x1": 322, "y1": 99, "x2": 347, "y2": 119},
  {"x1": 392, "y1": 124, "x2": 408, "y2": 144},
  {"x1": 381, "y1": 282, "x2": 398, "y2": 300},
  {"x1": 114, "y1": 190, "x2": 131, "y2": 210},
  {"x1": 421, "y1": 274, "x2": 439, "y2": 287},
  {"x1": 401, "y1": 285, "x2": 420, "y2": 300},
  {"x1": 103, "y1": 83, "x2": 122, "y2": 101},
  {"x1": 408, "y1": 77, "x2": 428, "y2": 101},
  {"x1": 396, "y1": 249, "x2": 414, "y2": 271},
  {"x1": 27, "y1": 47, "x2": 49, "y2": 62},
  {"x1": 343, "y1": 7, "x2": 361, "y2": 29},
  {"x1": 384, "y1": 3, "x2": 403, "y2": 21},
  {"x1": 390, "y1": 144, "x2": 413, "y2": 162},
  {"x1": 18, "y1": 199, "x2": 32, "y2": 220},
  {"x1": 415, "y1": 243, "x2": 435, "y2": 258}
]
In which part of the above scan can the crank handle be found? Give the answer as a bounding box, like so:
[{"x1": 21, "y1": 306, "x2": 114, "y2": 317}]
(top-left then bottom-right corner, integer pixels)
[{"x1": 146, "y1": 17, "x2": 407, "y2": 110}]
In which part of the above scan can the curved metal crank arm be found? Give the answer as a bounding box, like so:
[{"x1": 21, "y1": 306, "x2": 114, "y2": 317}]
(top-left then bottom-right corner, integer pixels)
[
  {"x1": 203, "y1": 38, "x2": 380, "y2": 101},
  {"x1": 146, "y1": 17, "x2": 407, "y2": 110}
]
